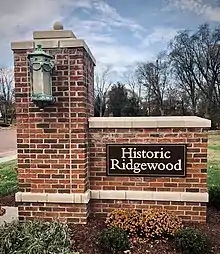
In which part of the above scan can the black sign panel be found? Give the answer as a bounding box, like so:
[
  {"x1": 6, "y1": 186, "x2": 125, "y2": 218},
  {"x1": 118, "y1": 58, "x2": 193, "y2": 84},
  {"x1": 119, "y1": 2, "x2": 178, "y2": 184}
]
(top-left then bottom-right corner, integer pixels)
[{"x1": 106, "y1": 144, "x2": 187, "y2": 177}]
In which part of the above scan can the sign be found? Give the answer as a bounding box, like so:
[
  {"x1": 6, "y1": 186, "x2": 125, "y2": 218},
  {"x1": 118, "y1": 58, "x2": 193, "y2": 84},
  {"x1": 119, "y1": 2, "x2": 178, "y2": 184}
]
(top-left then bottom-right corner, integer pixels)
[{"x1": 106, "y1": 144, "x2": 186, "y2": 177}]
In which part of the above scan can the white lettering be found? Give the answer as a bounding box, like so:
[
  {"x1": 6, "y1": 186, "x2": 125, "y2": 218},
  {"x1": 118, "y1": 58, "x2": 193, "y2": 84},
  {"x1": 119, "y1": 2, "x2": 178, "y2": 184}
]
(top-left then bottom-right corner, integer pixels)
[
  {"x1": 110, "y1": 148, "x2": 183, "y2": 174},
  {"x1": 154, "y1": 151, "x2": 160, "y2": 158},
  {"x1": 174, "y1": 159, "x2": 182, "y2": 170},
  {"x1": 147, "y1": 163, "x2": 158, "y2": 170},
  {"x1": 120, "y1": 147, "x2": 173, "y2": 160},
  {"x1": 166, "y1": 163, "x2": 173, "y2": 171},
  {"x1": 141, "y1": 163, "x2": 147, "y2": 170},
  {"x1": 121, "y1": 148, "x2": 133, "y2": 158},
  {"x1": 164, "y1": 151, "x2": 171, "y2": 159},
  {"x1": 142, "y1": 150, "x2": 147, "y2": 158},
  {"x1": 159, "y1": 148, "x2": 164, "y2": 158},
  {"x1": 125, "y1": 160, "x2": 133, "y2": 170},
  {"x1": 110, "y1": 159, "x2": 120, "y2": 169},
  {"x1": 158, "y1": 163, "x2": 165, "y2": 170},
  {"x1": 136, "y1": 151, "x2": 142, "y2": 158},
  {"x1": 133, "y1": 163, "x2": 141, "y2": 173},
  {"x1": 146, "y1": 151, "x2": 154, "y2": 159}
]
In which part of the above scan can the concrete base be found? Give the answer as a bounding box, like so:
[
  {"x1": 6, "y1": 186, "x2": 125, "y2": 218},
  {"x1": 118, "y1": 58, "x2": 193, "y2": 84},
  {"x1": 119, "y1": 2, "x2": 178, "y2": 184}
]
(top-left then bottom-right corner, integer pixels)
[{"x1": 0, "y1": 207, "x2": 18, "y2": 225}]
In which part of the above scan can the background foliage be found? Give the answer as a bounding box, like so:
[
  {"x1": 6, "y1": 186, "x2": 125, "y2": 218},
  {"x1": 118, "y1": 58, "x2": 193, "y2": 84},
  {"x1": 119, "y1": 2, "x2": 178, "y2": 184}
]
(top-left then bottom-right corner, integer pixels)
[{"x1": 94, "y1": 24, "x2": 220, "y2": 129}]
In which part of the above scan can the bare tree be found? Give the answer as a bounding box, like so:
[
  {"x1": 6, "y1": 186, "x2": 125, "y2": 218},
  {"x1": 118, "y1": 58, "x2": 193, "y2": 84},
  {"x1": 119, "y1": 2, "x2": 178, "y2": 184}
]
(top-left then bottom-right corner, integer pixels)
[
  {"x1": 94, "y1": 65, "x2": 112, "y2": 117},
  {"x1": 136, "y1": 53, "x2": 170, "y2": 116},
  {"x1": 169, "y1": 24, "x2": 220, "y2": 127},
  {"x1": 124, "y1": 65, "x2": 143, "y2": 102},
  {"x1": 0, "y1": 68, "x2": 15, "y2": 124},
  {"x1": 169, "y1": 32, "x2": 201, "y2": 115}
]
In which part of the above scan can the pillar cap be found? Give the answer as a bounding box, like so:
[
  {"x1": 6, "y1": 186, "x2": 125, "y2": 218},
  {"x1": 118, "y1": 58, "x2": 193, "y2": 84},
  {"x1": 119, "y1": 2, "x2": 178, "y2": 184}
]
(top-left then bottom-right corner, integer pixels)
[
  {"x1": 33, "y1": 26, "x2": 76, "y2": 40},
  {"x1": 11, "y1": 23, "x2": 96, "y2": 65}
]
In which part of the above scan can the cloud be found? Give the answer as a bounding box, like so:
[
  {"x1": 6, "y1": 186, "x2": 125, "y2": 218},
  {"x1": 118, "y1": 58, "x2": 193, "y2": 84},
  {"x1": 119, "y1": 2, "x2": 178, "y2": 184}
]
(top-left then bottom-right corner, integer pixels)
[
  {"x1": 0, "y1": 0, "x2": 151, "y2": 79},
  {"x1": 205, "y1": 5, "x2": 220, "y2": 21},
  {"x1": 92, "y1": 1, "x2": 145, "y2": 34},
  {"x1": 0, "y1": 0, "x2": 66, "y2": 66},
  {"x1": 0, "y1": 0, "x2": 181, "y2": 80},
  {"x1": 0, "y1": 0, "x2": 62, "y2": 40},
  {"x1": 62, "y1": 4, "x2": 151, "y2": 76},
  {"x1": 166, "y1": 0, "x2": 220, "y2": 22},
  {"x1": 141, "y1": 27, "x2": 178, "y2": 48},
  {"x1": 92, "y1": 44, "x2": 153, "y2": 73},
  {"x1": 0, "y1": 0, "x2": 145, "y2": 42}
]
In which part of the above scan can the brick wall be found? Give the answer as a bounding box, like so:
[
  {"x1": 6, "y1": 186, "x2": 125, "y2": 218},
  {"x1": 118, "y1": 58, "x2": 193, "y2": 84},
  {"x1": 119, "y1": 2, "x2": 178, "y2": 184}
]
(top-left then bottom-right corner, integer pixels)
[
  {"x1": 12, "y1": 24, "x2": 210, "y2": 224},
  {"x1": 14, "y1": 48, "x2": 94, "y2": 194},
  {"x1": 90, "y1": 200, "x2": 206, "y2": 222},
  {"x1": 17, "y1": 202, "x2": 89, "y2": 224},
  {"x1": 13, "y1": 35, "x2": 94, "y2": 222},
  {"x1": 89, "y1": 127, "x2": 208, "y2": 222}
]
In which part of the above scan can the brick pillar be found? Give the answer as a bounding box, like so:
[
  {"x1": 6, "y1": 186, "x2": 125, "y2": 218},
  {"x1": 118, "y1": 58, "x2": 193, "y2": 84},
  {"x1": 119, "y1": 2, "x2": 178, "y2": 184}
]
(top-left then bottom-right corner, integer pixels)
[{"x1": 11, "y1": 22, "x2": 95, "y2": 224}]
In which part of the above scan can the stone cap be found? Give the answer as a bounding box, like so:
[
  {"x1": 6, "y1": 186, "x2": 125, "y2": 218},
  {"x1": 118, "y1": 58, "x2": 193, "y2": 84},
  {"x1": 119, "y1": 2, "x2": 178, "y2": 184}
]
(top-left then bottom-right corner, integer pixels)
[
  {"x1": 91, "y1": 190, "x2": 208, "y2": 202},
  {"x1": 15, "y1": 190, "x2": 208, "y2": 203},
  {"x1": 11, "y1": 21, "x2": 96, "y2": 64},
  {"x1": 89, "y1": 116, "x2": 211, "y2": 128},
  {"x1": 15, "y1": 191, "x2": 90, "y2": 204}
]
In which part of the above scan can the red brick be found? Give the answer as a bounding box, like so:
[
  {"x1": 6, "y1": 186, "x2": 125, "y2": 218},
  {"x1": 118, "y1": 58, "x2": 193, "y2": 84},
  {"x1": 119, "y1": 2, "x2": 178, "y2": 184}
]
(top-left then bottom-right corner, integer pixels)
[{"x1": 14, "y1": 38, "x2": 208, "y2": 224}]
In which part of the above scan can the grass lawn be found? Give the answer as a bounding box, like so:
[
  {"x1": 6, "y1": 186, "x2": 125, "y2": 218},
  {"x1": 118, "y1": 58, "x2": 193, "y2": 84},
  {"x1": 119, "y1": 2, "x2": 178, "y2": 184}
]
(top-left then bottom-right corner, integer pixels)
[
  {"x1": 208, "y1": 132, "x2": 220, "y2": 188},
  {"x1": 0, "y1": 160, "x2": 18, "y2": 196}
]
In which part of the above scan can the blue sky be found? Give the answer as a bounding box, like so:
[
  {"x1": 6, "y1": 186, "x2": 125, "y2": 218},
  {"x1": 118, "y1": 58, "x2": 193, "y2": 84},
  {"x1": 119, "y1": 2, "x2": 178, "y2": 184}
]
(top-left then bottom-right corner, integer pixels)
[{"x1": 0, "y1": 0, "x2": 219, "y2": 78}]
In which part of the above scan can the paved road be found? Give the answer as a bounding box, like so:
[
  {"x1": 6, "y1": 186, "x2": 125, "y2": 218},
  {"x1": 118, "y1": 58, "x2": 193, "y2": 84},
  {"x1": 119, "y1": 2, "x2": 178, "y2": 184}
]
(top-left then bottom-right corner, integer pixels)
[{"x1": 0, "y1": 128, "x2": 16, "y2": 158}]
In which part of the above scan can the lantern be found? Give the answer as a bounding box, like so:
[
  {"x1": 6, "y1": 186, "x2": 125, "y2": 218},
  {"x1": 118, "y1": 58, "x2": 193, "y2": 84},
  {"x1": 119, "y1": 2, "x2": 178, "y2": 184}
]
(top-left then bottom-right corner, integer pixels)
[{"x1": 28, "y1": 45, "x2": 55, "y2": 107}]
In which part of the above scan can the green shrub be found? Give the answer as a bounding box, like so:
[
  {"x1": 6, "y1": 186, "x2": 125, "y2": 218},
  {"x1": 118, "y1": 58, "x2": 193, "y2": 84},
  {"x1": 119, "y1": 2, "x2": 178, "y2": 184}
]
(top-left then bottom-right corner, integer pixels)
[
  {"x1": 208, "y1": 186, "x2": 220, "y2": 206},
  {"x1": 175, "y1": 228, "x2": 210, "y2": 254},
  {"x1": 97, "y1": 227, "x2": 130, "y2": 253},
  {"x1": 0, "y1": 220, "x2": 75, "y2": 254},
  {"x1": 105, "y1": 208, "x2": 182, "y2": 240},
  {"x1": 140, "y1": 208, "x2": 182, "y2": 239}
]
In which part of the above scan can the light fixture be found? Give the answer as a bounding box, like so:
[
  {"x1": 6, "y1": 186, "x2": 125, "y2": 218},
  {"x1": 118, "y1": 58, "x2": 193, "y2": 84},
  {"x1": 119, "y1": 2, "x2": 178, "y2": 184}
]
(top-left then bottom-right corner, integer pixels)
[{"x1": 28, "y1": 45, "x2": 55, "y2": 108}]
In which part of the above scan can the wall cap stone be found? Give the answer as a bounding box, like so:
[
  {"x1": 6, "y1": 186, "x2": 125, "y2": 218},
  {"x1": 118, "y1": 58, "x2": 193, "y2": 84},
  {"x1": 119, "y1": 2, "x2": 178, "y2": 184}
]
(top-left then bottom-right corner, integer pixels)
[
  {"x1": 93, "y1": 190, "x2": 209, "y2": 202},
  {"x1": 15, "y1": 190, "x2": 208, "y2": 203},
  {"x1": 15, "y1": 191, "x2": 90, "y2": 204},
  {"x1": 89, "y1": 116, "x2": 211, "y2": 129}
]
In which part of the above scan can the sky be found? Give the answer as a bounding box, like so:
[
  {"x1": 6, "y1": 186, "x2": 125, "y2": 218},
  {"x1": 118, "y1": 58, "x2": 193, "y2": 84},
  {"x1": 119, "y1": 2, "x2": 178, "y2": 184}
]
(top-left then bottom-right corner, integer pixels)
[{"x1": 0, "y1": 0, "x2": 220, "y2": 79}]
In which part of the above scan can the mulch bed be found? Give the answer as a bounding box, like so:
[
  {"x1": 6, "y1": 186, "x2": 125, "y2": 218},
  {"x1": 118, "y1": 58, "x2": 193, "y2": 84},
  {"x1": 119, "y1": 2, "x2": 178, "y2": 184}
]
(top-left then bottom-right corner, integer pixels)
[
  {"x1": 69, "y1": 206, "x2": 220, "y2": 254},
  {"x1": 0, "y1": 193, "x2": 16, "y2": 207},
  {"x1": 69, "y1": 216, "x2": 178, "y2": 253},
  {"x1": 0, "y1": 194, "x2": 16, "y2": 217},
  {"x1": 1, "y1": 193, "x2": 220, "y2": 253}
]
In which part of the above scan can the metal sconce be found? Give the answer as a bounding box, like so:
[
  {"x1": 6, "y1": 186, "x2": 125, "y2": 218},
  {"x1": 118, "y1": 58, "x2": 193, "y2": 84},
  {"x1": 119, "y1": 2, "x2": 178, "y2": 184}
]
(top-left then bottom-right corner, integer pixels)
[{"x1": 28, "y1": 45, "x2": 55, "y2": 108}]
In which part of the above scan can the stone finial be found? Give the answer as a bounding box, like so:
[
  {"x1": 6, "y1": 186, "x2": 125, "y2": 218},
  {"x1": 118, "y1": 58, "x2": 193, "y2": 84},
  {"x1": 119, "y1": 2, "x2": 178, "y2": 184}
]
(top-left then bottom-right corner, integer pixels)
[{"x1": 53, "y1": 22, "x2": 64, "y2": 30}]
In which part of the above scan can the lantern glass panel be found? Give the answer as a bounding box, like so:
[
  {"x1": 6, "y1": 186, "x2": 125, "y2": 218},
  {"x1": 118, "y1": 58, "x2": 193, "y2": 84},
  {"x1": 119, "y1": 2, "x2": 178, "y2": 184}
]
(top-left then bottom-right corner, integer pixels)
[
  {"x1": 32, "y1": 69, "x2": 43, "y2": 94},
  {"x1": 43, "y1": 71, "x2": 51, "y2": 95}
]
